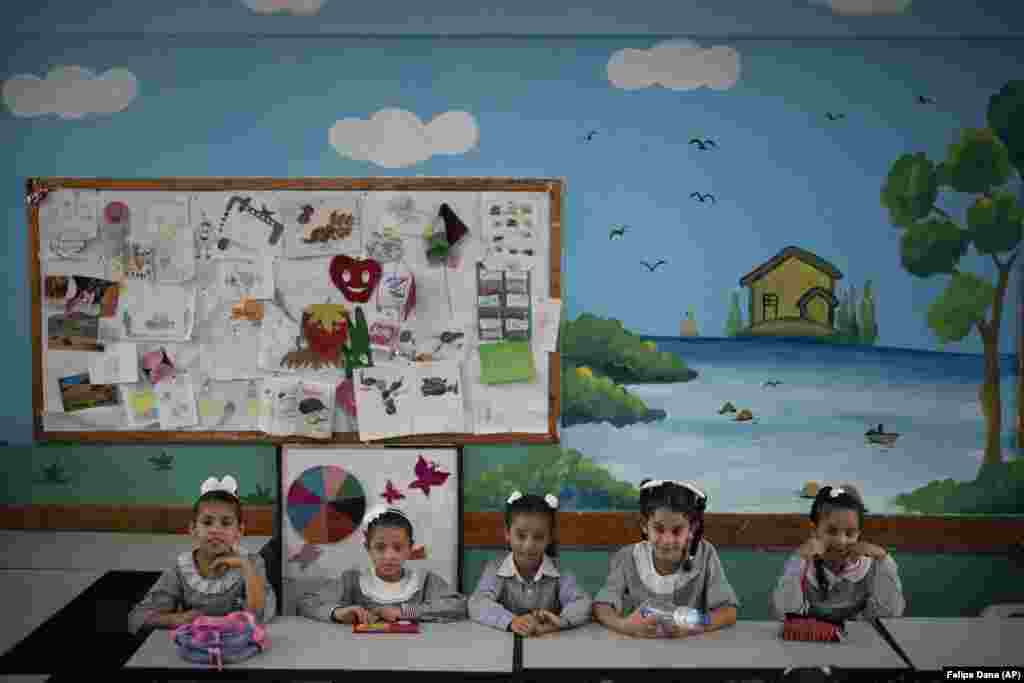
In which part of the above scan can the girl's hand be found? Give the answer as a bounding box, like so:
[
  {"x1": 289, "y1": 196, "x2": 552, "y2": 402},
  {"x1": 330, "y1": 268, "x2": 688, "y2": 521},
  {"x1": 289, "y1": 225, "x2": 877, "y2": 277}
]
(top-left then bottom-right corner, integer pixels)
[
  {"x1": 620, "y1": 612, "x2": 660, "y2": 638},
  {"x1": 532, "y1": 609, "x2": 562, "y2": 635},
  {"x1": 848, "y1": 541, "x2": 888, "y2": 559},
  {"x1": 375, "y1": 606, "x2": 403, "y2": 623},
  {"x1": 509, "y1": 613, "x2": 538, "y2": 636},
  {"x1": 209, "y1": 553, "x2": 245, "y2": 577},
  {"x1": 663, "y1": 622, "x2": 705, "y2": 639},
  {"x1": 797, "y1": 537, "x2": 827, "y2": 560},
  {"x1": 174, "y1": 609, "x2": 201, "y2": 626},
  {"x1": 333, "y1": 606, "x2": 372, "y2": 624}
]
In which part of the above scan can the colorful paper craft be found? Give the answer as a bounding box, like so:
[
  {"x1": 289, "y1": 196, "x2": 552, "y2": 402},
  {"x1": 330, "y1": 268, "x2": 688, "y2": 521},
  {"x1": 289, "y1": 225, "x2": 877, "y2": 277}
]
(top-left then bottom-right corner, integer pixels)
[{"x1": 478, "y1": 341, "x2": 536, "y2": 385}]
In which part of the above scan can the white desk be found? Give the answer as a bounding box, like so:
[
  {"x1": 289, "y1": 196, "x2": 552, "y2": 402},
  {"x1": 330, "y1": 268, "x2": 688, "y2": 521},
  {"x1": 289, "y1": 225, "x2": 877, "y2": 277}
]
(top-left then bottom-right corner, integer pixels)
[
  {"x1": 523, "y1": 621, "x2": 908, "y2": 671},
  {"x1": 125, "y1": 616, "x2": 514, "y2": 674},
  {"x1": 881, "y1": 617, "x2": 1024, "y2": 670}
]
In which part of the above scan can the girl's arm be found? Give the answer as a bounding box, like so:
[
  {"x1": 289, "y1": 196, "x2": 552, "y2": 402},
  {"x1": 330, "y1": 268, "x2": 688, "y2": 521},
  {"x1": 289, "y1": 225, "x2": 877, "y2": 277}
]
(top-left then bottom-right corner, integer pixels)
[
  {"x1": 241, "y1": 553, "x2": 276, "y2": 623},
  {"x1": 467, "y1": 560, "x2": 516, "y2": 631},
  {"x1": 297, "y1": 570, "x2": 358, "y2": 623},
  {"x1": 771, "y1": 554, "x2": 809, "y2": 620},
  {"x1": 591, "y1": 549, "x2": 630, "y2": 633},
  {"x1": 701, "y1": 544, "x2": 740, "y2": 631},
  {"x1": 555, "y1": 570, "x2": 593, "y2": 629},
  {"x1": 402, "y1": 572, "x2": 468, "y2": 622},
  {"x1": 127, "y1": 568, "x2": 188, "y2": 634},
  {"x1": 861, "y1": 554, "x2": 906, "y2": 619}
]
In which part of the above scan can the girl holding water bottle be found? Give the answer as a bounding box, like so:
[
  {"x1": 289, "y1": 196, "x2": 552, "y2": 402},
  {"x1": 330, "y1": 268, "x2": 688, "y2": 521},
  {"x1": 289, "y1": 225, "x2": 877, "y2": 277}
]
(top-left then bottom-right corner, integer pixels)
[{"x1": 592, "y1": 479, "x2": 739, "y2": 638}]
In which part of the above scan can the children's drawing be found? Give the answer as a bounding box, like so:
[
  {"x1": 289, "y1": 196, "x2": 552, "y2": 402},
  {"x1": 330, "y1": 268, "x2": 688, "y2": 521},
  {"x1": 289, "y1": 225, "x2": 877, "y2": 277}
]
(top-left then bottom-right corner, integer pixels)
[
  {"x1": 46, "y1": 275, "x2": 120, "y2": 318},
  {"x1": 354, "y1": 364, "x2": 412, "y2": 440},
  {"x1": 230, "y1": 298, "x2": 265, "y2": 322},
  {"x1": 219, "y1": 259, "x2": 274, "y2": 301},
  {"x1": 408, "y1": 454, "x2": 451, "y2": 498},
  {"x1": 481, "y1": 193, "x2": 544, "y2": 270},
  {"x1": 120, "y1": 383, "x2": 159, "y2": 426},
  {"x1": 88, "y1": 342, "x2": 139, "y2": 385},
  {"x1": 58, "y1": 372, "x2": 118, "y2": 412},
  {"x1": 282, "y1": 193, "x2": 363, "y2": 259},
  {"x1": 124, "y1": 242, "x2": 156, "y2": 282},
  {"x1": 375, "y1": 261, "x2": 416, "y2": 322},
  {"x1": 155, "y1": 372, "x2": 198, "y2": 429},
  {"x1": 120, "y1": 282, "x2": 195, "y2": 341},
  {"x1": 221, "y1": 194, "x2": 285, "y2": 246},
  {"x1": 365, "y1": 229, "x2": 406, "y2": 264},
  {"x1": 329, "y1": 255, "x2": 382, "y2": 304},
  {"x1": 143, "y1": 199, "x2": 195, "y2": 283},
  {"x1": 258, "y1": 376, "x2": 336, "y2": 437},
  {"x1": 413, "y1": 360, "x2": 466, "y2": 434},
  {"x1": 48, "y1": 313, "x2": 103, "y2": 352},
  {"x1": 302, "y1": 303, "x2": 349, "y2": 363},
  {"x1": 368, "y1": 320, "x2": 401, "y2": 357}
]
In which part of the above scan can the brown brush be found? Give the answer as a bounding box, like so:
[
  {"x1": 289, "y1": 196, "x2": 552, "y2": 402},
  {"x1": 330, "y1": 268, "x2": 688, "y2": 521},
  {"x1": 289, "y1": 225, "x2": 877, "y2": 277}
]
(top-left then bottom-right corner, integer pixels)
[{"x1": 782, "y1": 614, "x2": 845, "y2": 642}]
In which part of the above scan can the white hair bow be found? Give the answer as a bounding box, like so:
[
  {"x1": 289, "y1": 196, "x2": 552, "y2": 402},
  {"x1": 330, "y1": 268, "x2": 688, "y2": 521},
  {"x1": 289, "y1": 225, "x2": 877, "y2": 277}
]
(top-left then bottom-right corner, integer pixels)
[
  {"x1": 640, "y1": 479, "x2": 706, "y2": 500},
  {"x1": 544, "y1": 494, "x2": 559, "y2": 509},
  {"x1": 507, "y1": 490, "x2": 523, "y2": 504},
  {"x1": 200, "y1": 475, "x2": 238, "y2": 496},
  {"x1": 829, "y1": 486, "x2": 845, "y2": 497}
]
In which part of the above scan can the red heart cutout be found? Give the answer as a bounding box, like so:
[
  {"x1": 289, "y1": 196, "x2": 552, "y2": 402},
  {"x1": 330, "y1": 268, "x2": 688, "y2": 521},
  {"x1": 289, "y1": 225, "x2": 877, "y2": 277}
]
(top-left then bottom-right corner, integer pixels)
[{"x1": 329, "y1": 255, "x2": 382, "y2": 304}]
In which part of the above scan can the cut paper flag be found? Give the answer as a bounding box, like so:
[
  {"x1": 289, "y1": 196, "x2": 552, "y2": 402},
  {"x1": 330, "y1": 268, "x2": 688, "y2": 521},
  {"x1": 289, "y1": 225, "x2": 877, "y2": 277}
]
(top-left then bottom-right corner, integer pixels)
[{"x1": 426, "y1": 203, "x2": 470, "y2": 264}]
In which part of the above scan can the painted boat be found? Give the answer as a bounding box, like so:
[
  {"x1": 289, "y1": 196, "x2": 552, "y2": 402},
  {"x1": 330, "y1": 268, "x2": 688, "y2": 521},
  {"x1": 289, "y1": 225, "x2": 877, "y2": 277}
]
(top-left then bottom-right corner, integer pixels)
[{"x1": 865, "y1": 431, "x2": 899, "y2": 445}]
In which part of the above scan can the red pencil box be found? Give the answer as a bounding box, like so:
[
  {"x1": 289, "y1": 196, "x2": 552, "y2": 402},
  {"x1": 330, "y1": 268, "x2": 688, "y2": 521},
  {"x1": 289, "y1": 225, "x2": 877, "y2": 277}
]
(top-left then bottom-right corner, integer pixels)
[
  {"x1": 781, "y1": 614, "x2": 846, "y2": 642},
  {"x1": 353, "y1": 621, "x2": 421, "y2": 634}
]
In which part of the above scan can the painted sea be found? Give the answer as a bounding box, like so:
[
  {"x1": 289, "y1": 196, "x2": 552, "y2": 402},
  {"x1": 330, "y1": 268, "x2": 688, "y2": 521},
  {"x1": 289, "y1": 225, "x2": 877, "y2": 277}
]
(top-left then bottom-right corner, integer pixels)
[{"x1": 560, "y1": 336, "x2": 1021, "y2": 514}]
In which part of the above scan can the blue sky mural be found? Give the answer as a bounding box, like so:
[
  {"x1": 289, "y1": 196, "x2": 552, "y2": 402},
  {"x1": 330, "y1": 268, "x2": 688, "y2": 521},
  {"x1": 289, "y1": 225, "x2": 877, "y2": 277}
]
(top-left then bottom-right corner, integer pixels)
[{"x1": 1, "y1": 0, "x2": 1022, "y2": 488}]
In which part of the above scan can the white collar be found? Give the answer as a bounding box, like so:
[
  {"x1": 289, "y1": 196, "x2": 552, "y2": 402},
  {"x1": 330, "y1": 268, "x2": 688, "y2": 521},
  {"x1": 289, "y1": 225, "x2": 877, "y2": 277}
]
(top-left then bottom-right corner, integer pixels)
[
  {"x1": 633, "y1": 541, "x2": 698, "y2": 595},
  {"x1": 805, "y1": 557, "x2": 873, "y2": 587},
  {"x1": 496, "y1": 552, "x2": 559, "y2": 583},
  {"x1": 358, "y1": 566, "x2": 424, "y2": 603},
  {"x1": 178, "y1": 550, "x2": 244, "y2": 595}
]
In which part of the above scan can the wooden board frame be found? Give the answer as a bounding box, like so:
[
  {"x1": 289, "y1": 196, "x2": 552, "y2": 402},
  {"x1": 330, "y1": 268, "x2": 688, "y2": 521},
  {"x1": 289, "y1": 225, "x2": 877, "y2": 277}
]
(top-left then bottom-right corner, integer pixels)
[{"x1": 28, "y1": 177, "x2": 562, "y2": 445}]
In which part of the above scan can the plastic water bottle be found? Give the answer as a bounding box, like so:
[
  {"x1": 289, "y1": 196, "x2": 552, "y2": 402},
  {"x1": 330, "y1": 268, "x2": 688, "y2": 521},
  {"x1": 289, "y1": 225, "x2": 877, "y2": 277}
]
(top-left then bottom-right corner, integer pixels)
[{"x1": 638, "y1": 599, "x2": 709, "y2": 628}]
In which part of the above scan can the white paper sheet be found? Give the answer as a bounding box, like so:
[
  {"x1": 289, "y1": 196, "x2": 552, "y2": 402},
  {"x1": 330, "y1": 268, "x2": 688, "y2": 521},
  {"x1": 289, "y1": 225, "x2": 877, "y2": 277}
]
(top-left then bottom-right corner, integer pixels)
[
  {"x1": 354, "y1": 363, "x2": 415, "y2": 441},
  {"x1": 217, "y1": 258, "x2": 275, "y2": 301},
  {"x1": 412, "y1": 360, "x2": 466, "y2": 434},
  {"x1": 155, "y1": 372, "x2": 199, "y2": 429},
  {"x1": 120, "y1": 281, "x2": 196, "y2": 341},
  {"x1": 535, "y1": 298, "x2": 562, "y2": 353},
  {"x1": 120, "y1": 382, "x2": 160, "y2": 427},
  {"x1": 87, "y1": 342, "x2": 139, "y2": 384}
]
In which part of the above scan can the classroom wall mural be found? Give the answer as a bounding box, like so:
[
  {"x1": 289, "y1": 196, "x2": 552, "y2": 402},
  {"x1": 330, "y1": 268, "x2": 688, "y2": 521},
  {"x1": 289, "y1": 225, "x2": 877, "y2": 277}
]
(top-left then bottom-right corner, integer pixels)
[{"x1": 2, "y1": 1, "x2": 1023, "y2": 515}]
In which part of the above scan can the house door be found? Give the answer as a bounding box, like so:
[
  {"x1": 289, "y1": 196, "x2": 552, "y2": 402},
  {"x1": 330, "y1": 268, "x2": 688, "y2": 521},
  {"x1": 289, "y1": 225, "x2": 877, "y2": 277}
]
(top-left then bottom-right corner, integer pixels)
[{"x1": 762, "y1": 293, "x2": 779, "y2": 321}]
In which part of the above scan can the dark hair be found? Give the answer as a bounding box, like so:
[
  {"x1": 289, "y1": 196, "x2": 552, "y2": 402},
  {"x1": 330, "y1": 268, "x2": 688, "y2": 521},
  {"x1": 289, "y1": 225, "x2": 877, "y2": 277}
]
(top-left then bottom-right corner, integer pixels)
[
  {"x1": 504, "y1": 493, "x2": 559, "y2": 558},
  {"x1": 638, "y1": 478, "x2": 707, "y2": 571},
  {"x1": 808, "y1": 484, "x2": 867, "y2": 591},
  {"x1": 192, "y1": 490, "x2": 244, "y2": 527},
  {"x1": 365, "y1": 508, "x2": 415, "y2": 545}
]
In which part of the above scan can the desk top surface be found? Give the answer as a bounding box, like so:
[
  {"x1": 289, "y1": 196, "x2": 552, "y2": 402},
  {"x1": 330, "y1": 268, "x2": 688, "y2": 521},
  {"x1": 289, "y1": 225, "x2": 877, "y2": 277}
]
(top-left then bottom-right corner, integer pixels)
[
  {"x1": 522, "y1": 621, "x2": 908, "y2": 670},
  {"x1": 881, "y1": 617, "x2": 1024, "y2": 669},
  {"x1": 124, "y1": 616, "x2": 514, "y2": 673}
]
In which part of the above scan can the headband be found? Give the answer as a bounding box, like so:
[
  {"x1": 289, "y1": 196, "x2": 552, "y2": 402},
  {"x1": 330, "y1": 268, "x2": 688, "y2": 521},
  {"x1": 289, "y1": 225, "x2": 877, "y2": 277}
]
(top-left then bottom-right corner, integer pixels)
[
  {"x1": 200, "y1": 475, "x2": 238, "y2": 497},
  {"x1": 639, "y1": 479, "x2": 707, "y2": 500},
  {"x1": 829, "y1": 486, "x2": 845, "y2": 497},
  {"x1": 506, "y1": 490, "x2": 559, "y2": 509},
  {"x1": 362, "y1": 505, "x2": 410, "y2": 533}
]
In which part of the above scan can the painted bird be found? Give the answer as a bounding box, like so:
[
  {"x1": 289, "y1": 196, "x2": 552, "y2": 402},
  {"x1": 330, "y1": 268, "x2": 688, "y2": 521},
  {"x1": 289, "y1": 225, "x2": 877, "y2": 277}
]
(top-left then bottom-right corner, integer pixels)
[
  {"x1": 641, "y1": 259, "x2": 667, "y2": 272},
  {"x1": 689, "y1": 138, "x2": 716, "y2": 150},
  {"x1": 917, "y1": 95, "x2": 936, "y2": 104},
  {"x1": 381, "y1": 479, "x2": 406, "y2": 504},
  {"x1": 581, "y1": 129, "x2": 599, "y2": 142},
  {"x1": 690, "y1": 192, "x2": 715, "y2": 203},
  {"x1": 609, "y1": 225, "x2": 629, "y2": 240}
]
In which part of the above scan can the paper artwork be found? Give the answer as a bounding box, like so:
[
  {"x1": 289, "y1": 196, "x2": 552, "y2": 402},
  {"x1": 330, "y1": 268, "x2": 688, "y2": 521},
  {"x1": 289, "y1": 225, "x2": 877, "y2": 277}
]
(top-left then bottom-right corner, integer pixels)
[
  {"x1": 45, "y1": 275, "x2": 120, "y2": 318},
  {"x1": 58, "y1": 372, "x2": 119, "y2": 412},
  {"x1": 154, "y1": 372, "x2": 199, "y2": 429},
  {"x1": 120, "y1": 383, "x2": 159, "y2": 426},
  {"x1": 87, "y1": 342, "x2": 139, "y2": 384},
  {"x1": 120, "y1": 282, "x2": 195, "y2": 341},
  {"x1": 280, "y1": 193, "x2": 363, "y2": 259},
  {"x1": 481, "y1": 193, "x2": 544, "y2": 270},
  {"x1": 354, "y1": 360, "x2": 465, "y2": 440},
  {"x1": 48, "y1": 313, "x2": 103, "y2": 352},
  {"x1": 257, "y1": 377, "x2": 336, "y2": 439}
]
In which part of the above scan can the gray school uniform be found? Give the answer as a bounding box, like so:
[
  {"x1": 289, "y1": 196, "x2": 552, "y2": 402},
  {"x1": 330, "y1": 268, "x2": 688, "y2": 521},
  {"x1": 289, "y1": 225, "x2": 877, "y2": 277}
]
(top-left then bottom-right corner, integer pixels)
[
  {"x1": 297, "y1": 566, "x2": 468, "y2": 622},
  {"x1": 771, "y1": 553, "x2": 905, "y2": 621},
  {"x1": 127, "y1": 550, "x2": 277, "y2": 635},
  {"x1": 468, "y1": 552, "x2": 593, "y2": 631},
  {"x1": 593, "y1": 540, "x2": 740, "y2": 617}
]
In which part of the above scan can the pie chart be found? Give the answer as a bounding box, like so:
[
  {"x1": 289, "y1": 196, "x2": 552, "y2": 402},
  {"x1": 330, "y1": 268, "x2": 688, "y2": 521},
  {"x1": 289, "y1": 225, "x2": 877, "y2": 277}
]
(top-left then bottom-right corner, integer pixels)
[{"x1": 287, "y1": 465, "x2": 367, "y2": 544}]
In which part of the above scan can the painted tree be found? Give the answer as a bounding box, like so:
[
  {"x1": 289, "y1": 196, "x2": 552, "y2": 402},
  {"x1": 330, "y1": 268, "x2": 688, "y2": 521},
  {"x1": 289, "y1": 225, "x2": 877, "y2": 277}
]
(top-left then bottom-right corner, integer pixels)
[
  {"x1": 881, "y1": 81, "x2": 1024, "y2": 466},
  {"x1": 843, "y1": 284, "x2": 861, "y2": 342},
  {"x1": 859, "y1": 280, "x2": 879, "y2": 345},
  {"x1": 987, "y1": 81, "x2": 1024, "y2": 449},
  {"x1": 725, "y1": 290, "x2": 743, "y2": 336}
]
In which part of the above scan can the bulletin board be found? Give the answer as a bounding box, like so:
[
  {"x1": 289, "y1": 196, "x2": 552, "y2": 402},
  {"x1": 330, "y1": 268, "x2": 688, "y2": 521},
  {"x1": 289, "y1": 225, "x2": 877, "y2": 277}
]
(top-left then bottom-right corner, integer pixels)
[
  {"x1": 279, "y1": 445, "x2": 460, "y2": 616},
  {"x1": 28, "y1": 177, "x2": 562, "y2": 444}
]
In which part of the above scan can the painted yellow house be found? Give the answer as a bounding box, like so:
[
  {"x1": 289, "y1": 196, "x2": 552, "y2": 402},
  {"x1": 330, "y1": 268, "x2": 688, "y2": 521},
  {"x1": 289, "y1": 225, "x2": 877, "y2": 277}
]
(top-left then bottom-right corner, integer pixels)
[{"x1": 738, "y1": 246, "x2": 843, "y2": 337}]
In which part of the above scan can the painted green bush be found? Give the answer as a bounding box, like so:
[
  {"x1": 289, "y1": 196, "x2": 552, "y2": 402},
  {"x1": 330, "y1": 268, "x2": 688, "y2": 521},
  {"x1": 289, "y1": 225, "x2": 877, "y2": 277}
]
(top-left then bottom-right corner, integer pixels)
[
  {"x1": 463, "y1": 445, "x2": 641, "y2": 512},
  {"x1": 561, "y1": 363, "x2": 664, "y2": 428},
  {"x1": 560, "y1": 313, "x2": 696, "y2": 384},
  {"x1": 893, "y1": 458, "x2": 1024, "y2": 514}
]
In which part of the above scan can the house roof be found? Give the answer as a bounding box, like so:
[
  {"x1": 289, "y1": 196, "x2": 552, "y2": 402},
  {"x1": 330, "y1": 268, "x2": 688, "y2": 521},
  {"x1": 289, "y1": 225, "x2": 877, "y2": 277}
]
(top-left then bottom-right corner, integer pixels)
[{"x1": 739, "y1": 246, "x2": 843, "y2": 287}]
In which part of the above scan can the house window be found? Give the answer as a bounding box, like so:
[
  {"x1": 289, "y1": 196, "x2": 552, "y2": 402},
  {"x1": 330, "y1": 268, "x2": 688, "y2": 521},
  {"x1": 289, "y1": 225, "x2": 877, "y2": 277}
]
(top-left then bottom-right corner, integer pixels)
[{"x1": 763, "y1": 293, "x2": 779, "y2": 321}]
